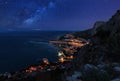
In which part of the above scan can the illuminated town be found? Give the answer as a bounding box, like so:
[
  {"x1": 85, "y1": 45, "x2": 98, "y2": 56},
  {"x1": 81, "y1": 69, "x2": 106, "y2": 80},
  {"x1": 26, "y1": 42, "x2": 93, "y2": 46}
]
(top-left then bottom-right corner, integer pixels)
[
  {"x1": 0, "y1": 34, "x2": 89, "y2": 81},
  {"x1": 24, "y1": 34, "x2": 89, "y2": 73},
  {"x1": 0, "y1": 0, "x2": 120, "y2": 80}
]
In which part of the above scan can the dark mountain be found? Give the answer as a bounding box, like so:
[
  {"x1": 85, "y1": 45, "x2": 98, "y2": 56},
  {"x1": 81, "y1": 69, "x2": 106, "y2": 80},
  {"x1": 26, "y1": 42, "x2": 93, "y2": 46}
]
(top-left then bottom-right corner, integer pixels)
[
  {"x1": 74, "y1": 10, "x2": 120, "y2": 64},
  {"x1": 70, "y1": 10, "x2": 120, "y2": 81}
]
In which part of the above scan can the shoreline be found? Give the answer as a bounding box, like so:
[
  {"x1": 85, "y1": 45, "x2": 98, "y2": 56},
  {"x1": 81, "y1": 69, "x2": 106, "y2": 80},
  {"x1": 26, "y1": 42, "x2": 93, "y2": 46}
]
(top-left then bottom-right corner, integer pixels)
[{"x1": 0, "y1": 33, "x2": 89, "y2": 81}]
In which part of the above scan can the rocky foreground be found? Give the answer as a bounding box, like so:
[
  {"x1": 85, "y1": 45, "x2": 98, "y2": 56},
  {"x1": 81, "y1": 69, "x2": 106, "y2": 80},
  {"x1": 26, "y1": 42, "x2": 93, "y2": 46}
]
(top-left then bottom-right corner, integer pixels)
[{"x1": 1, "y1": 10, "x2": 120, "y2": 81}]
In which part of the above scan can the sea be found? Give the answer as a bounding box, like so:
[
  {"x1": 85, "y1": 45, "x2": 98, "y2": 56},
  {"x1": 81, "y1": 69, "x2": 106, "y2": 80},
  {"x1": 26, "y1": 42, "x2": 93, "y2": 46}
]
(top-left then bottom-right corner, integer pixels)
[{"x1": 0, "y1": 31, "x2": 73, "y2": 73}]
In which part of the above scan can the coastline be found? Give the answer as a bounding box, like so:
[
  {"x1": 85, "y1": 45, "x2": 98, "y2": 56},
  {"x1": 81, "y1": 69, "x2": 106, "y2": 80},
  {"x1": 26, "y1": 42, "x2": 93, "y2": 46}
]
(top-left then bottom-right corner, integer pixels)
[
  {"x1": 1, "y1": 10, "x2": 120, "y2": 81},
  {"x1": 0, "y1": 31, "x2": 71, "y2": 73},
  {"x1": 0, "y1": 32, "x2": 89, "y2": 81}
]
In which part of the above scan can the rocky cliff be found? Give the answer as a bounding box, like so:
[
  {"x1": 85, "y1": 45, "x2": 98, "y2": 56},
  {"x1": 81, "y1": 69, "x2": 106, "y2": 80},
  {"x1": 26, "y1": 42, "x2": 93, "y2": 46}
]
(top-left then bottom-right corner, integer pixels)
[
  {"x1": 74, "y1": 10, "x2": 120, "y2": 64},
  {"x1": 68, "y1": 10, "x2": 120, "y2": 81}
]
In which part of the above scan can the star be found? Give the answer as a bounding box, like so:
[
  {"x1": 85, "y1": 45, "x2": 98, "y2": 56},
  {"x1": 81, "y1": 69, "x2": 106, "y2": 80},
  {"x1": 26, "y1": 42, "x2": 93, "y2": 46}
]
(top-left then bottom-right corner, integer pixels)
[
  {"x1": 48, "y1": 1, "x2": 55, "y2": 8},
  {"x1": 5, "y1": 1, "x2": 8, "y2": 4}
]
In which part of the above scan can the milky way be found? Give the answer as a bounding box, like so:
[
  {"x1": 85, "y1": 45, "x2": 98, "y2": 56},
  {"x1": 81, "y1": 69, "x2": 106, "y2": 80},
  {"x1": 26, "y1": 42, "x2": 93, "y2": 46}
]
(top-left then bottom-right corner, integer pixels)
[
  {"x1": 0, "y1": 0, "x2": 120, "y2": 31},
  {"x1": 24, "y1": 1, "x2": 56, "y2": 26}
]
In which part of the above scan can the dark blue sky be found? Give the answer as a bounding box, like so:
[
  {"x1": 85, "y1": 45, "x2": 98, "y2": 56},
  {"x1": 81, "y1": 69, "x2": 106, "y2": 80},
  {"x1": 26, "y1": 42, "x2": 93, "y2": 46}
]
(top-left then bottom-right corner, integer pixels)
[{"x1": 0, "y1": 0, "x2": 120, "y2": 31}]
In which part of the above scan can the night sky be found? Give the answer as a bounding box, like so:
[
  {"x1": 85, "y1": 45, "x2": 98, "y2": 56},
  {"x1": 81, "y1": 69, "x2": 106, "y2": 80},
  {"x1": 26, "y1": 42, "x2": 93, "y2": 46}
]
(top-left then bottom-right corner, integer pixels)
[{"x1": 0, "y1": 0, "x2": 120, "y2": 31}]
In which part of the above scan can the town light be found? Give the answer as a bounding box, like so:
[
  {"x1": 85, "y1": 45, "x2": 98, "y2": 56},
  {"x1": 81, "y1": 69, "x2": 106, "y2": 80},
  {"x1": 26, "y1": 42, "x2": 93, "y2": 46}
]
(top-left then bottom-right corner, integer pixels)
[
  {"x1": 58, "y1": 51, "x2": 64, "y2": 57},
  {"x1": 59, "y1": 57, "x2": 65, "y2": 63},
  {"x1": 70, "y1": 55, "x2": 73, "y2": 59},
  {"x1": 43, "y1": 58, "x2": 49, "y2": 65}
]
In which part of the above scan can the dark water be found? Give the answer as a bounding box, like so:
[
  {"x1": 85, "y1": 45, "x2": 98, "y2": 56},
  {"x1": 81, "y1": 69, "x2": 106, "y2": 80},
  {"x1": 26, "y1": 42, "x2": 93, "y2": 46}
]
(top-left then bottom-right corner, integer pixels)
[{"x1": 0, "y1": 31, "x2": 72, "y2": 73}]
